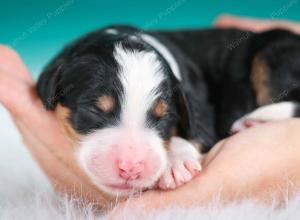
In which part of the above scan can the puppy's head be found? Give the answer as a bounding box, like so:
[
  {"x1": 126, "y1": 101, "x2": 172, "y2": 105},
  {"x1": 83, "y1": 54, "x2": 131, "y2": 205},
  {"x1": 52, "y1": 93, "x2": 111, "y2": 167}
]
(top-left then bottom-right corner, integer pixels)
[{"x1": 37, "y1": 34, "x2": 189, "y2": 196}]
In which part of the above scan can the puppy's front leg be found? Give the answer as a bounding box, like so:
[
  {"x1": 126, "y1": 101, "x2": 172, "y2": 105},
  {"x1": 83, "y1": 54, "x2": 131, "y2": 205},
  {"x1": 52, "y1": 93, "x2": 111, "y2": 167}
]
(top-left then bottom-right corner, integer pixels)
[{"x1": 158, "y1": 137, "x2": 202, "y2": 190}]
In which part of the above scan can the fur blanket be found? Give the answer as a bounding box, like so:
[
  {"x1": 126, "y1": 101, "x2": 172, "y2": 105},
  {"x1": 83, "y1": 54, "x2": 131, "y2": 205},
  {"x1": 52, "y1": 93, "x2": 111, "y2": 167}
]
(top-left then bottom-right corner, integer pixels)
[{"x1": 1, "y1": 106, "x2": 300, "y2": 220}]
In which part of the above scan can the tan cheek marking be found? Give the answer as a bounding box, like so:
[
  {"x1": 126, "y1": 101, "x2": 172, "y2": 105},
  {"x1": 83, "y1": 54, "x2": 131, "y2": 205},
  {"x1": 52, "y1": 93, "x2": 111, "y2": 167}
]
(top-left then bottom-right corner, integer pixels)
[
  {"x1": 96, "y1": 95, "x2": 115, "y2": 113},
  {"x1": 55, "y1": 104, "x2": 81, "y2": 145},
  {"x1": 153, "y1": 100, "x2": 167, "y2": 118},
  {"x1": 251, "y1": 55, "x2": 272, "y2": 106}
]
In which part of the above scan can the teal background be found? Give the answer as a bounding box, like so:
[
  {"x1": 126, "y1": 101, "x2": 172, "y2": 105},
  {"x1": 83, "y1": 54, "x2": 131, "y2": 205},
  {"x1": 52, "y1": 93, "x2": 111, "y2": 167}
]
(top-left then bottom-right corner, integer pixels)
[{"x1": 1, "y1": 0, "x2": 300, "y2": 78}]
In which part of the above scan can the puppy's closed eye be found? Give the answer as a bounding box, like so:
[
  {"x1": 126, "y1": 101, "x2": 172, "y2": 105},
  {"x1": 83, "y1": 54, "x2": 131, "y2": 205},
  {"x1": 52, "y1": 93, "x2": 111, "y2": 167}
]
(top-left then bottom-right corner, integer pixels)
[{"x1": 96, "y1": 95, "x2": 115, "y2": 113}]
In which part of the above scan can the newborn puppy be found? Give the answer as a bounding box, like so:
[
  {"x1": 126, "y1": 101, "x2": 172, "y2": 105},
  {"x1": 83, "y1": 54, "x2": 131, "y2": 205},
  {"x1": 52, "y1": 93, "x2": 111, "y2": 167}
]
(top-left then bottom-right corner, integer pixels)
[
  {"x1": 37, "y1": 26, "x2": 300, "y2": 197},
  {"x1": 37, "y1": 26, "x2": 211, "y2": 197}
]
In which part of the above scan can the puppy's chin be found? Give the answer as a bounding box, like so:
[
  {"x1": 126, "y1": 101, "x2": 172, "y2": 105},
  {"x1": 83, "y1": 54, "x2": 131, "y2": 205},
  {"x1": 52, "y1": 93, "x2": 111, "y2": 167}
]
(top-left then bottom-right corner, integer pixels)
[
  {"x1": 75, "y1": 127, "x2": 168, "y2": 197},
  {"x1": 85, "y1": 177, "x2": 156, "y2": 197}
]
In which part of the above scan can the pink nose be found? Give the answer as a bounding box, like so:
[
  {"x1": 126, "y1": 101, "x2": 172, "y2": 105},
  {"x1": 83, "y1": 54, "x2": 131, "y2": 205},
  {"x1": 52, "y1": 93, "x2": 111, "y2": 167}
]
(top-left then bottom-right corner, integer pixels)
[{"x1": 118, "y1": 160, "x2": 145, "y2": 180}]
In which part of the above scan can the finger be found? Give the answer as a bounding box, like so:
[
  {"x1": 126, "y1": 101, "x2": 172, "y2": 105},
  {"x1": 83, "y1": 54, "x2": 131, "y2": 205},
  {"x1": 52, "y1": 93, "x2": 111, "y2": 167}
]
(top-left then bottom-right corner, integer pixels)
[
  {"x1": 214, "y1": 14, "x2": 300, "y2": 34},
  {"x1": 0, "y1": 45, "x2": 35, "y2": 112},
  {"x1": 0, "y1": 45, "x2": 33, "y2": 84},
  {"x1": 0, "y1": 71, "x2": 32, "y2": 113},
  {"x1": 214, "y1": 14, "x2": 269, "y2": 32}
]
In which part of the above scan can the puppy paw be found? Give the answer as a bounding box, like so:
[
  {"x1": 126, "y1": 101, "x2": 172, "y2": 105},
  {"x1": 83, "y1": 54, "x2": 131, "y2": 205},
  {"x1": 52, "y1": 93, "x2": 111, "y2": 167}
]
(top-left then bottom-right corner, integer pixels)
[
  {"x1": 230, "y1": 103, "x2": 295, "y2": 134},
  {"x1": 157, "y1": 137, "x2": 202, "y2": 190},
  {"x1": 231, "y1": 116, "x2": 266, "y2": 134}
]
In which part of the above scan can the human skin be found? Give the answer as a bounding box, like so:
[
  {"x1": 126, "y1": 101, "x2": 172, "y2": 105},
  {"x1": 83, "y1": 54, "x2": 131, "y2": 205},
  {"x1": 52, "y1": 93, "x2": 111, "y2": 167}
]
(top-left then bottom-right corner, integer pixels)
[
  {"x1": 214, "y1": 14, "x2": 300, "y2": 34},
  {"x1": 108, "y1": 119, "x2": 300, "y2": 217},
  {"x1": 108, "y1": 15, "x2": 300, "y2": 216},
  {"x1": 1, "y1": 15, "x2": 300, "y2": 214},
  {"x1": 0, "y1": 45, "x2": 113, "y2": 208}
]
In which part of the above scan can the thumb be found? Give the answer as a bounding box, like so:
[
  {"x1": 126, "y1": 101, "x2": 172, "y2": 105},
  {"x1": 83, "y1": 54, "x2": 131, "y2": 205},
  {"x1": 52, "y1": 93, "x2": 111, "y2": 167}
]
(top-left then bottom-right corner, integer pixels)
[
  {"x1": 0, "y1": 45, "x2": 33, "y2": 83},
  {"x1": 0, "y1": 70, "x2": 34, "y2": 115},
  {"x1": 0, "y1": 45, "x2": 35, "y2": 115}
]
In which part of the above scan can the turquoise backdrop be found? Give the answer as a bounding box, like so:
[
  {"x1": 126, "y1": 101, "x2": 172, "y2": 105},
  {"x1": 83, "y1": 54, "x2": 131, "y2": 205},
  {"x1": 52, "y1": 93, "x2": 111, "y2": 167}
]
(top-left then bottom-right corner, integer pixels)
[{"x1": 1, "y1": 0, "x2": 300, "y2": 78}]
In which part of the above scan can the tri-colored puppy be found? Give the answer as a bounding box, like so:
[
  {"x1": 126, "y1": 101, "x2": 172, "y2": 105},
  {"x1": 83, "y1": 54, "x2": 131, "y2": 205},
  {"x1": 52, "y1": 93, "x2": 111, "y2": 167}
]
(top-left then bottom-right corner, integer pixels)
[{"x1": 37, "y1": 26, "x2": 300, "y2": 197}]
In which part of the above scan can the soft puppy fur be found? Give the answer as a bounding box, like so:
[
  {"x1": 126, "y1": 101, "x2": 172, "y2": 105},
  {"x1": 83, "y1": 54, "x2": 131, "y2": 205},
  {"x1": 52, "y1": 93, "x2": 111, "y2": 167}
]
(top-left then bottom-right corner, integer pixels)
[{"x1": 37, "y1": 26, "x2": 300, "y2": 197}]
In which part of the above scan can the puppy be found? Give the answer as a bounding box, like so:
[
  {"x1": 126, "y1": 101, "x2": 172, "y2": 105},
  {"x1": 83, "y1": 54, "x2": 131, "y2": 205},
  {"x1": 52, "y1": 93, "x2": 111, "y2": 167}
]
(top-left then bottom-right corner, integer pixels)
[{"x1": 37, "y1": 26, "x2": 300, "y2": 197}]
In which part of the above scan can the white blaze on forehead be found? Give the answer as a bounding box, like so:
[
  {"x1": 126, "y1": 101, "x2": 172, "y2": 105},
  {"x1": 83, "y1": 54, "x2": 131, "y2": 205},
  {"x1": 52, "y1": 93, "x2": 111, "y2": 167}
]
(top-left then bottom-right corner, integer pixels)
[{"x1": 114, "y1": 45, "x2": 166, "y2": 128}]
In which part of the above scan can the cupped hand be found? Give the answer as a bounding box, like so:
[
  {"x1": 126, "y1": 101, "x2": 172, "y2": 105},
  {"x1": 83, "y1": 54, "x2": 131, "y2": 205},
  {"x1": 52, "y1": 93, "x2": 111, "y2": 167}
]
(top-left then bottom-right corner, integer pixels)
[
  {"x1": 108, "y1": 118, "x2": 300, "y2": 218},
  {"x1": 107, "y1": 15, "x2": 300, "y2": 217},
  {"x1": 0, "y1": 45, "x2": 110, "y2": 207},
  {"x1": 2, "y1": 14, "x2": 300, "y2": 216}
]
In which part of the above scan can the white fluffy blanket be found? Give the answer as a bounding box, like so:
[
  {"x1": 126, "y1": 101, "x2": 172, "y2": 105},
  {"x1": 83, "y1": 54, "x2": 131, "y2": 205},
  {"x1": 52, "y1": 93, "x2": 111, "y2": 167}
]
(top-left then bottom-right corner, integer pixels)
[{"x1": 1, "y1": 105, "x2": 300, "y2": 220}]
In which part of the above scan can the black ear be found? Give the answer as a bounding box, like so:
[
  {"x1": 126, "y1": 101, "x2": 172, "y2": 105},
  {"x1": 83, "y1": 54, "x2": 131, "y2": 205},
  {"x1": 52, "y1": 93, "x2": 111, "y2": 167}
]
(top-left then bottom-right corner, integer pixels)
[
  {"x1": 174, "y1": 84, "x2": 217, "y2": 150},
  {"x1": 36, "y1": 61, "x2": 64, "y2": 110},
  {"x1": 173, "y1": 84, "x2": 192, "y2": 138}
]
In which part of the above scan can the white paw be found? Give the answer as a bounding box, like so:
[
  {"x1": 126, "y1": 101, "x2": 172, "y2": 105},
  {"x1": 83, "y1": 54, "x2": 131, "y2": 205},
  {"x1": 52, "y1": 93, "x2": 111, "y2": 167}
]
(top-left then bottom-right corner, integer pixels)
[
  {"x1": 158, "y1": 137, "x2": 202, "y2": 190},
  {"x1": 230, "y1": 116, "x2": 266, "y2": 134},
  {"x1": 231, "y1": 102, "x2": 296, "y2": 134}
]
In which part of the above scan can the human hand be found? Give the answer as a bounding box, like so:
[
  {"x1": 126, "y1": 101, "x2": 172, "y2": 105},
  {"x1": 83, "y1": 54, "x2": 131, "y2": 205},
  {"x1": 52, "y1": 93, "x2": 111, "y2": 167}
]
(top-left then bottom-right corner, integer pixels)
[
  {"x1": 215, "y1": 14, "x2": 300, "y2": 34},
  {"x1": 3, "y1": 14, "x2": 300, "y2": 215},
  {"x1": 108, "y1": 15, "x2": 300, "y2": 216},
  {"x1": 0, "y1": 45, "x2": 111, "y2": 208},
  {"x1": 108, "y1": 118, "x2": 300, "y2": 218}
]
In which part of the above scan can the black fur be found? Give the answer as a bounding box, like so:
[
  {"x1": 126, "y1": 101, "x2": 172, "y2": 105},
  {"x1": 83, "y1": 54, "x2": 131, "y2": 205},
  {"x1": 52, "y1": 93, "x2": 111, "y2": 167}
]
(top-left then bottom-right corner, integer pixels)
[
  {"x1": 37, "y1": 26, "x2": 300, "y2": 152},
  {"x1": 153, "y1": 28, "x2": 300, "y2": 142},
  {"x1": 37, "y1": 28, "x2": 183, "y2": 141}
]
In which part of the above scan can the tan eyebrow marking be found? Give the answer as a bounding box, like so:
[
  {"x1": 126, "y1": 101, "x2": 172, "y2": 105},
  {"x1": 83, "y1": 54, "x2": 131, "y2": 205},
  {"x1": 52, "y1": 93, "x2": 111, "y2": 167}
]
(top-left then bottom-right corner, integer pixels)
[
  {"x1": 153, "y1": 100, "x2": 168, "y2": 118},
  {"x1": 96, "y1": 95, "x2": 115, "y2": 113}
]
